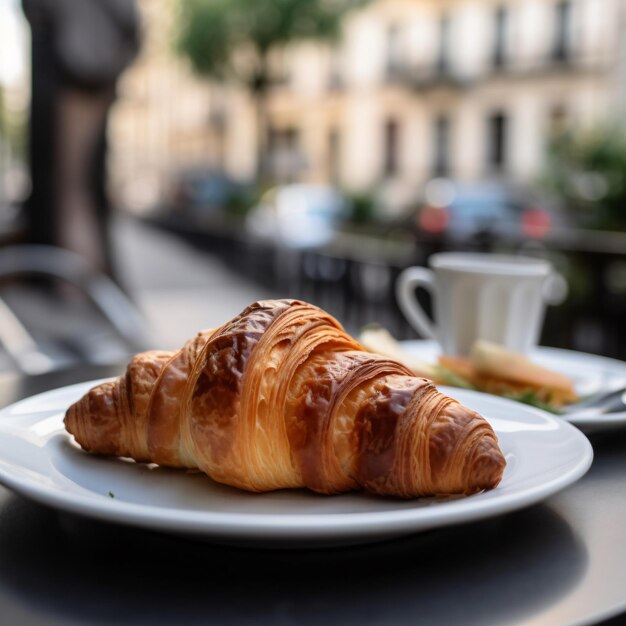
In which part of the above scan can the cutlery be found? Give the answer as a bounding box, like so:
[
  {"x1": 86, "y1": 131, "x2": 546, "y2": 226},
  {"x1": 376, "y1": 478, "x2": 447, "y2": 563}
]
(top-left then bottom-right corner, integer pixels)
[{"x1": 562, "y1": 386, "x2": 626, "y2": 417}]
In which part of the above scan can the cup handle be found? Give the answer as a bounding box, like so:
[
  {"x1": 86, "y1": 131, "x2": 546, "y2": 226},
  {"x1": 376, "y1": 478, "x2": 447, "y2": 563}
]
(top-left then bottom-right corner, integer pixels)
[{"x1": 396, "y1": 267, "x2": 438, "y2": 340}]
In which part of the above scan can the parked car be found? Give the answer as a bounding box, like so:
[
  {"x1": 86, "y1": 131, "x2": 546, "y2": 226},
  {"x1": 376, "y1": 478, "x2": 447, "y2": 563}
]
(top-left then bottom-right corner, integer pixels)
[
  {"x1": 246, "y1": 184, "x2": 346, "y2": 249},
  {"x1": 167, "y1": 168, "x2": 253, "y2": 220},
  {"x1": 414, "y1": 179, "x2": 561, "y2": 243}
]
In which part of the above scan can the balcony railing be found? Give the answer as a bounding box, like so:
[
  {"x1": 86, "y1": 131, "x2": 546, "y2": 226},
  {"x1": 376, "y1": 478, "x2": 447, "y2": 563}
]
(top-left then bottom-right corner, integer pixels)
[{"x1": 382, "y1": 50, "x2": 604, "y2": 92}]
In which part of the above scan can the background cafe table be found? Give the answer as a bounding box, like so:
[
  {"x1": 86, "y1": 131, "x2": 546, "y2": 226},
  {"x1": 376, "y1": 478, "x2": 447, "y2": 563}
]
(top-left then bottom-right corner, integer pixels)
[{"x1": 0, "y1": 365, "x2": 626, "y2": 626}]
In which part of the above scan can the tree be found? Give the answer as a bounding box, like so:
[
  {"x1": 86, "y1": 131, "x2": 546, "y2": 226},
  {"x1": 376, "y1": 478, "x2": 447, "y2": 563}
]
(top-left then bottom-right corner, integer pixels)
[
  {"x1": 543, "y1": 126, "x2": 626, "y2": 231},
  {"x1": 176, "y1": 0, "x2": 366, "y2": 181}
]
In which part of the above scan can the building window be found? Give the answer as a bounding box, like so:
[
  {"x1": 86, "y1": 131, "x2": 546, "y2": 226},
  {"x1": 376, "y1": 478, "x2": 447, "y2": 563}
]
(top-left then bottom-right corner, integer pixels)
[
  {"x1": 328, "y1": 49, "x2": 343, "y2": 91},
  {"x1": 552, "y1": 0, "x2": 572, "y2": 62},
  {"x1": 386, "y1": 24, "x2": 403, "y2": 77},
  {"x1": 487, "y1": 111, "x2": 508, "y2": 171},
  {"x1": 436, "y1": 15, "x2": 451, "y2": 75},
  {"x1": 268, "y1": 127, "x2": 301, "y2": 182},
  {"x1": 433, "y1": 115, "x2": 451, "y2": 177},
  {"x1": 492, "y1": 6, "x2": 509, "y2": 68},
  {"x1": 384, "y1": 119, "x2": 399, "y2": 178},
  {"x1": 327, "y1": 128, "x2": 341, "y2": 184},
  {"x1": 548, "y1": 105, "x2": 569, "y2": 138}
]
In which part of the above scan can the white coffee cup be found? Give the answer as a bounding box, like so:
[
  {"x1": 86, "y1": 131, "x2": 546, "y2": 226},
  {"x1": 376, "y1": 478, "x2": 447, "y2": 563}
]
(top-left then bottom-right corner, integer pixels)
[{"x1": 396, "y1": 252, "x2": 559, "y2": 356}]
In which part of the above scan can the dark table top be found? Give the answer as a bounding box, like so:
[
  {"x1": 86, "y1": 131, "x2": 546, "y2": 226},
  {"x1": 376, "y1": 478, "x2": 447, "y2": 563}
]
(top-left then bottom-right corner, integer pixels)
[{"x1": 0, "y1": 365, "x2": 625, "y2": 626}]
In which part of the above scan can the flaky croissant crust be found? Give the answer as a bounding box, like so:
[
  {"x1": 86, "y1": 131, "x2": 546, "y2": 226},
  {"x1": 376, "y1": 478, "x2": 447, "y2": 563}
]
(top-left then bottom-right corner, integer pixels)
[{"x1": 65, "y1": 299, "x2": 506, "y2": 497}]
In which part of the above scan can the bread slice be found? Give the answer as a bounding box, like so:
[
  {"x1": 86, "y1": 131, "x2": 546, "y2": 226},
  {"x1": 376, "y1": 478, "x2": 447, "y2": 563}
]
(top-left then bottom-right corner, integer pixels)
[{"x1": 359, "y1": 326, "x2": 438, "y2": 380}]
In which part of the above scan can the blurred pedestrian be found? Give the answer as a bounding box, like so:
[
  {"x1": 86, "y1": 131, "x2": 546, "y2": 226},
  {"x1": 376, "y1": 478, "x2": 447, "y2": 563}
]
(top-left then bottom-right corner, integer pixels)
[{"x1": 22, "y1": 0, "x2": 140, "y2": 281}]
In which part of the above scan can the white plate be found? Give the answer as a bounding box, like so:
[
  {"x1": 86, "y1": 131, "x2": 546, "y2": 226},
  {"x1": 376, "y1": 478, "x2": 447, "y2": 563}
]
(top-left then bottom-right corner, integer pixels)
[
  {"x1": 0, "y1": 380, "x2": 592, "y2": 547},
  {"x1": 403, "y1": 340, "x2": 626, "y2": 434}
]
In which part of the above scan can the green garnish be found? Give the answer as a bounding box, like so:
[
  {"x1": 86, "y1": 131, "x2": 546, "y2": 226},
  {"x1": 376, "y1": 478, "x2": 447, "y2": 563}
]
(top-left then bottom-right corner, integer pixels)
[
  {"x1": 502, "y1": 390, "x2": 562, "y2": 414},
  {"x1": 108, "y1": 491, "x2": 115, "y2": 498},
  {"x1": 434, "y1": 369, "x2": 563, "y2": 413},
  {"x1": 433, "y1": 366, "x2": 476, "y2": 390}
]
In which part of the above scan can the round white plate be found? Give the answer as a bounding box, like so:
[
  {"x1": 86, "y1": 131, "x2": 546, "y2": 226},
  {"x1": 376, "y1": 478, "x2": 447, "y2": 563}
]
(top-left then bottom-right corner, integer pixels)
[
  {"x1": 403, "y1": 340, "x2": 626, "y2": 434},
  {"x1": 0, "y1": 380, "x2": 592, "y2": 547}
]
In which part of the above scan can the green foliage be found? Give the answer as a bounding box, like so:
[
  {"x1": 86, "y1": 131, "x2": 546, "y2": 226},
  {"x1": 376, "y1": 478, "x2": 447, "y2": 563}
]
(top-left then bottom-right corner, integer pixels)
[
  {"x1": 345, "y1": 190, "x2": 377, "y2": 223},
  {"x1": 543, "y1": 126, "x2": 626, "y2": 230},
  {"x1": 177, "y1": 0, "x2": 365, "y2": 90},
  {"x1": 0, "y1": 85, "x2": 25, "y2": 159},
  {"x1": 222, "y1": 184, "x2": 262, "y2": 216}
]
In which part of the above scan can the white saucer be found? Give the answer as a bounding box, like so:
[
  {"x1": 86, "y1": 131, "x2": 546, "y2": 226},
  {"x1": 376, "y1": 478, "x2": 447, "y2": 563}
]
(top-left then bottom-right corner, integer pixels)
[{"x1": 0, "y1": 380, "x2": 592, "y2": 547}]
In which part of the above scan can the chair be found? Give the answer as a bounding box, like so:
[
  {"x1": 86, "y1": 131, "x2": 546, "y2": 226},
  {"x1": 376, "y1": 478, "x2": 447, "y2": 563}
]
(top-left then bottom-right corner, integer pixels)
[{"x1": 0, "y1": 245, "x2": 152, "y2": 374}]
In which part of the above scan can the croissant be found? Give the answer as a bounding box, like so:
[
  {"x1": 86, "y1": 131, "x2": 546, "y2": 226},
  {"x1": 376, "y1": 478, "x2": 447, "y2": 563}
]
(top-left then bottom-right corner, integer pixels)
[{"x1": 65, "y1": 299, "x2": 506, "y2": 498}]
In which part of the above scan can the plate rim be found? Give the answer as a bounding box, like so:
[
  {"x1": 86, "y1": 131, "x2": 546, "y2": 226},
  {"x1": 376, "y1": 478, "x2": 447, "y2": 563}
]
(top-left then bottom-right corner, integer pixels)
[{"x1": 0, "y1": 380, "x2": 594, "y2": 542}]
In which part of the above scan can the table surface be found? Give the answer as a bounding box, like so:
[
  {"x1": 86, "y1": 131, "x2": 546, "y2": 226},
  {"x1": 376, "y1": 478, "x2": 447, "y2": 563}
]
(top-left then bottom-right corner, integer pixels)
[{"x1": 0, "y1": 365, "x2": 625, "y2": 626}]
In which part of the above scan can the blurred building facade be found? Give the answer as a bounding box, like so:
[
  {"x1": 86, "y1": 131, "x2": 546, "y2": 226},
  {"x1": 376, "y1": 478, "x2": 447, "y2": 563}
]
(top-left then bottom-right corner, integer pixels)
[{"x1": 111, "y1": 0, "x2": 625, "y2": 214}]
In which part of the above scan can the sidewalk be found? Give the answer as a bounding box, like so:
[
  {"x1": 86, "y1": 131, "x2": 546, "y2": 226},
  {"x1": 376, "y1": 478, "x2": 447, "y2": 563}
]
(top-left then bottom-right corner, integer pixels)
[{"x1": 114, "y1": 217, "x2": 278, "y2": 350}]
